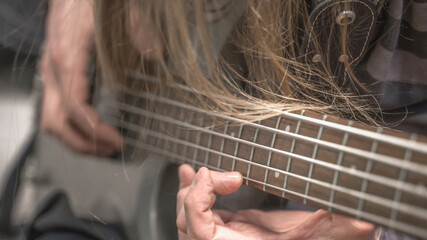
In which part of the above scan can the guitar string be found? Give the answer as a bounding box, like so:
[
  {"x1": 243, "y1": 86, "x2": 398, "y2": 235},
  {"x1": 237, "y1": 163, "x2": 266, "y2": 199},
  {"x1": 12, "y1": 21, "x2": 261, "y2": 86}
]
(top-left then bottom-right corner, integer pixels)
[
  {"x1": 108, "y1": 114, "x2": 427, "y2": 219},
  {"x1": 115, "y1": 74, "x2": 427, "y2": 238},
  {"x1": 116, "y1": 83, "x2": 427, "y2": 155},
  {"x1": 105, "y1": 102, "x2": 427, "y2": 197},
  {"x1": 120, "y1": 135, "x2": 427, "y2": 239},
  {"x1": 114, "y1": 88, "x2": 427, "y2": 175},
  {"x1": 102, "y1": 101, "x2": 427, "y2": 198}
]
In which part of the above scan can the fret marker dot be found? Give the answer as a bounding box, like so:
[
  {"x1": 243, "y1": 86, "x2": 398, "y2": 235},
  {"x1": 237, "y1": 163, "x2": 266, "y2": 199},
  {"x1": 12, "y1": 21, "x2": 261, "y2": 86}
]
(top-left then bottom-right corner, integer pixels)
[
  {"x1": 285, "y1": 125, "x2": 290, "y2": 132},
  {"x1": 275, "y1": 172, "x2": 280, "y2": 178},
  {"x1": 350, "y1": 165, "x2": 357, "y2": 173},
  {"x1": 230, "y1": 132, "x2": 235, "y2": 137},
  {"x1": 416, "y1": 183, "x2": 425, "y2": 195}
]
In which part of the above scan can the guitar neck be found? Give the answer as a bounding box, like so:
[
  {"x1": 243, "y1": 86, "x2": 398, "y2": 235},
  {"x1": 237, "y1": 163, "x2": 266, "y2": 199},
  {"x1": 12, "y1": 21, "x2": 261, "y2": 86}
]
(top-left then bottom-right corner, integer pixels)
[{"x1": 106, "y1": 87, "x2": 427, "y2": 239}]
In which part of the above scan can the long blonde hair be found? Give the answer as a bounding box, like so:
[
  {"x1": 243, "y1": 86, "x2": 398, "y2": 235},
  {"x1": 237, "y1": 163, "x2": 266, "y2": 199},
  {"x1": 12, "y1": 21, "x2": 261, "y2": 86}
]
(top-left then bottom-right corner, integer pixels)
[{"x1": 94, "y1": 0, "x2": 382, "y2": 124}]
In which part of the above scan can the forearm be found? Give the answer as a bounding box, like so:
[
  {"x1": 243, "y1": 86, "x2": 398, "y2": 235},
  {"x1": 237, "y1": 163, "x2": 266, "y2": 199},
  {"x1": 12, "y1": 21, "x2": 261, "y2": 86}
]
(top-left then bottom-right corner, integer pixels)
[
  {"x1": 43, "y1": 0, "x2": 95, "y2": 100},
  {"x1": 46, "y1": 0, "x2": 94, "y2": 49}
]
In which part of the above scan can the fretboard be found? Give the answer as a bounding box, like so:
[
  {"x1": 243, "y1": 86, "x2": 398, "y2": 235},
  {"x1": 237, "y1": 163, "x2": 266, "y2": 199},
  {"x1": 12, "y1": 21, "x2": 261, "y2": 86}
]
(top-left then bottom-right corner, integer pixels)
[{"x1": 104, "y1": 87, "x2": 427, "y2": 239}]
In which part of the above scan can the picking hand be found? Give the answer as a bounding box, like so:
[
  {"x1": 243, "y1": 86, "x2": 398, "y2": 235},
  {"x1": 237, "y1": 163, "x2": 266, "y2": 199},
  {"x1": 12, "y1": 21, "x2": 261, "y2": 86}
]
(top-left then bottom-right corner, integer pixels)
[{"x1": 40, "y1": 0, "x2": 121, "y2": 157}]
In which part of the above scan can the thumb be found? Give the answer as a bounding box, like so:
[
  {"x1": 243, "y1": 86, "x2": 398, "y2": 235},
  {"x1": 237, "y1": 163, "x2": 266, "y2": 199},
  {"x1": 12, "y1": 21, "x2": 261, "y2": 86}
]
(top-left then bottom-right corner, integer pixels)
[
  {"x1": 210, "y1": 170, "x2": 243, "y2": 195},
  {"x1": 184, "y1": 168, "x2": 242, "y2": 239}
]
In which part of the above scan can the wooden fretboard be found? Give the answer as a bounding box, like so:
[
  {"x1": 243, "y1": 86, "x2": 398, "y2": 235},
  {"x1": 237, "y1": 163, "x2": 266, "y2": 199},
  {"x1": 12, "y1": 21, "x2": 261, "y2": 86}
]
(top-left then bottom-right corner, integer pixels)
[{"x1": 104, "y1": 87, "x2": 427, "y2": 239}]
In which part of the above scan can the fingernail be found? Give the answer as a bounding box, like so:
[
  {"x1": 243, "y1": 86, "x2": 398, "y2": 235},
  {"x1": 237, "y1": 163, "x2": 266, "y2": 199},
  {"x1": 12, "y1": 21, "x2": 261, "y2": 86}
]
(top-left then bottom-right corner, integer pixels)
[
  {"x1": 191, "y1": 172, "x2": 201, "y2": 187},
  {"x1": 178, "y1": 168, "x2": 185, "y2": 185},
  {"x1": 191, "y1": 167, "x2": 208, "y2": 187},
  {"x1": 222, "y1": 172, "x2": 242, "y2": 180}
]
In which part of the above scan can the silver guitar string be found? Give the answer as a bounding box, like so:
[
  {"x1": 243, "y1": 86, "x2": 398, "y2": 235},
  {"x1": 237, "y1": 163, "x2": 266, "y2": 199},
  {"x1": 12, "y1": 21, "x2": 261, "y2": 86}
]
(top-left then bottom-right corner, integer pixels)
[
  {"x1": 115, "y1": 88, "x2": 427, "y2": 175},
  {"x1": 116, "y1": 83, "x2": 427, "y2": 155},
  {"x1": 121, "y1": 135, "x2": 427, "y2": 239},
  {"x1": 104, "y1": 102, "x2": 427, "y2": 199},
  {"x1": 112, "y1": 116, "x2": 427, "y2": 220}
]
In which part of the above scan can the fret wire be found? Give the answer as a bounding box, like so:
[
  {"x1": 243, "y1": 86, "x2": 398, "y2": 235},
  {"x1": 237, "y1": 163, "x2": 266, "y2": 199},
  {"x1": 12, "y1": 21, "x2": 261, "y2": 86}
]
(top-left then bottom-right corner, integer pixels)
[
  {"x1": 122, "y1": 136, "x2": 427, "y2": 239},
  {"x1": 283, "y1": 110, "x2": 304, "y2": 197},
  {"x1": 160, "y1": 123, "x2": 168, "y2": 154},
  {"x1": 150, "y1": 106, "x2": 166, "y2": 150},
  {"x1": 164, "y1": 104, "x2": 179, "y2": 152},
  {"x1": 246, "y1": 121, "x2": 261, "y2": 185},
  {"x1": 137, "y1": 104, "x2": 150, "y2": 145},
  {"x1": 205, "y1": 126, "x2": 214, "y2": 166},
  {"x1": 152, "y1": 111, "x2": 162, "y2": 147},
  {"x1": 118, "y1": 87, "x2": 427, "y2": 155},
  {"x1": 356, "y1": 127, "x2": 382, "y2": 219},
  {"x1": 117, "y1": 121, "x2": 427, "y2": 220},
  {"x1": 156, "y1": 106, "x2": 170, "y2": 148},
  {"x1": 181, "y1": 111, "x2": 196, "y2": 164},
  {"x1": 329, "y1": 120, "x2": 352, "y2": 211},
  {"x1": 127, "y1": 95, "x2": 426, "y2": 175},
  {"x1": 263, "y1": 115, "x2": 282, "y2": 191},
  {"x1": 108, "y1": 103, "x2": 427, "y2": 197},
  {"x1": 109, "y1": 96, "x2": 427, "y2": 174},
  {"x1": 389, "y1": 133, "x2": 417, "y2": 228},
  {"x1": 304, "y1": 115, "x2": 327, "y2": 204},
  {"x1": 275, "y1": 110, "x2": 427, "y2": 155},
  {"x1": 171, "y1": 107, "x2": 185, "y2": 159},
  {"x1": 231, "y1": 124, "x2": 244, "y2": 172},
  {"x1": 191, "y1": 114, "x2": 205, "y2": 168},
  {"x1": 154, "y1": 125, "x2": 162, "y2": 148},
  {"x1": 217, "y1": 121, "x2": 230, "y2": 169}
]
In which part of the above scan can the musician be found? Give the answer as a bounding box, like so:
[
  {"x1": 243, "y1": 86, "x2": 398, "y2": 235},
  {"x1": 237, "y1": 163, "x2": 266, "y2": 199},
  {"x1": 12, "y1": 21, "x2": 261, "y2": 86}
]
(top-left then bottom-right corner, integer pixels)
[
  {"x1": 33, "y1": 0, "x2": 425, "y2": 239},
  {"x1": 94, "y1": 0, "x2": 425, "y2": 239}
]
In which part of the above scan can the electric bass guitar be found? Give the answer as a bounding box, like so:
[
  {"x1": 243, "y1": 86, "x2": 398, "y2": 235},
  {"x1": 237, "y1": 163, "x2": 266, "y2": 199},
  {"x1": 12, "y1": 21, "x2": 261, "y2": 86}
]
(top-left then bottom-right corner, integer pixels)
[{"x1": 103, "y1": 84, "x2": 427, "y2": 239}]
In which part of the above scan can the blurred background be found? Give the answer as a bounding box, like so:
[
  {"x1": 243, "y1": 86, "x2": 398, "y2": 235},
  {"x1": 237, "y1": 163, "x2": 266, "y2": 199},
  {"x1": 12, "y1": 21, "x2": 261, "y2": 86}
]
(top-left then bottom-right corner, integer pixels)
[
  {"x1": 0, "y1": 48, "x2": 37, "y2": 187},
  {"x1": 0, "y1": 0, "x2": 44, "y2": 185},
  {"x1": 0, "y1": 2, "x2": 45, "y2": 238}
]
